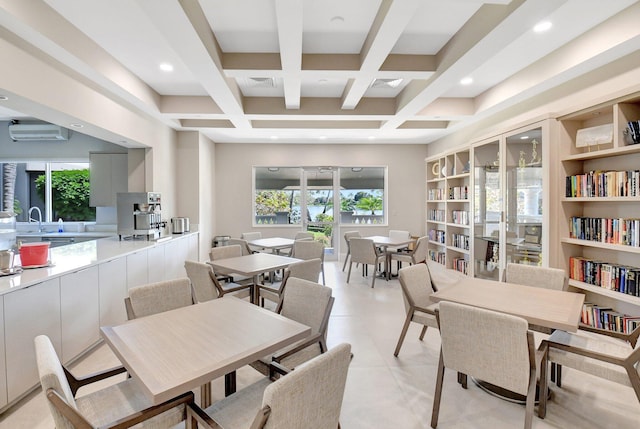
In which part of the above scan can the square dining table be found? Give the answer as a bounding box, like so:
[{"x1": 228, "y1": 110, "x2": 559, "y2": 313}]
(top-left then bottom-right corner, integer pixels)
[
  {"x1": 248, "y1": 237, "x2": 295, "y2": 254},
  {"x1": 364, "y1": 235, "x2": 415, "y2": 280},
  {"x1": 209, "y1": 252, "x2": 301, "y2": 302},
  {"x1": 100, "y1": 297, "x2": 311, "y2": 408}
]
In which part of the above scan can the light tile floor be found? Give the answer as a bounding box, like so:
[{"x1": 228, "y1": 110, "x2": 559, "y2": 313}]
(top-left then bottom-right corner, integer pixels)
[{"x1": 2, "y1": 261, "x2": 639, "y2": 428}]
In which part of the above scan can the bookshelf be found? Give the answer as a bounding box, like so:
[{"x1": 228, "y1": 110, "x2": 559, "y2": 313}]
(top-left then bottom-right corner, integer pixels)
[
  {"x1": 557, "y1": 93, "x2": 640, "y2": 330},
  {"x1": 426, "y1": 149, "x2": 470, "y2": 275}
]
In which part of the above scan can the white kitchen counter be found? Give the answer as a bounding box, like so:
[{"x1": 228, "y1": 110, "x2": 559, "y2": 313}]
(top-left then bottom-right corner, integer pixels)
[{"x1": 0, "y1": 233, "x2": 197, "y2": 296}]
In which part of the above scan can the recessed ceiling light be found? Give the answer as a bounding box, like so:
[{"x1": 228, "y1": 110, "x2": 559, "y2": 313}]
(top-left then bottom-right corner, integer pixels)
[
  {"x1": 69, "y1": 123, "x2": 84, "y2": 128},
  {"x1": 0, "y1": 95, "x2": 8, "y2": 101},
  {"x1": 318, "y1": 136, "x2": 327, "y2": 140},
  {"x1": 270, "y1": 135, "x2": 278, "y2": 140},
  {"x1": 460, "y1": 77, "x2": 473, "y2": 85},
  {"x1": 533, "y1": 20, "x2": 552, "y2": 33},
  {"x1": 520, "y1": 135, "x2": 529, "y2": 140},
  {"x1": 159, "y1": 63, "x2": 174, "y2": 72},
  {"x1": 367, "y1": 136, "x2": 375, "y2": 140}
]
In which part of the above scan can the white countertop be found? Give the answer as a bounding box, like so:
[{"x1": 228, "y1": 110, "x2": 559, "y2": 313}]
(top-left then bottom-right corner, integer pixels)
[{"x1": 0, "y1": 232, "x2": 198, "y2": 296}]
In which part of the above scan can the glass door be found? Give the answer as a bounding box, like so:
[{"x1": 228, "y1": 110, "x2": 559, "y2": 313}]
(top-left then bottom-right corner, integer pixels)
[{"x1": 302, "y1": 167, "x2": 338, "y2": 259}]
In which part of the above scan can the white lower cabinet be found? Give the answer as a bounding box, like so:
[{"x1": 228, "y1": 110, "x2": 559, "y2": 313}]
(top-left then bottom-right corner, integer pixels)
[
  {"x1": 187, "y1": 233, "x2": 199, "y2": 261},
  {"x1": 126, "y1": 250, "x2": 148, "y2": 289},
  {"x1": 0, "y1": 296, "x2": 6, "y2": 409},
  {"x1": 164, "y1": 238, "x2": 188, "y2": 280},
  {"x1": 99, "y1": 258, "x2": 128, "y2": 327},
  {"x1": 4, "y1": 278, "x2": 61, "y2": 403},
  {"x1": 147, "y1": 245, "x2": 165, "y2": 283},
  {"x1": 61, "y1": 267, "x2": 100, "y2": 363}
]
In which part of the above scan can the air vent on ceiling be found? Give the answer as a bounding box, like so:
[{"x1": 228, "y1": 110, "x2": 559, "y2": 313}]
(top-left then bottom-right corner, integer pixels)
[
  {"x1": 8, "y1": 123, "x2": 69, "y2": 141},
  {"x1": 370, "y1": 78, "x2": 403, "y2": 89},
  {"x1": 245, "y1": 77, "x2": 277, "y2": 88}
]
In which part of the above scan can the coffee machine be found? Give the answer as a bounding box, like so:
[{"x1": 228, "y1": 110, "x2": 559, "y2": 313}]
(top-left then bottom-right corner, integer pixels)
[{"x1": 117, "y1": 192, "x2": 165, "y2": 240}]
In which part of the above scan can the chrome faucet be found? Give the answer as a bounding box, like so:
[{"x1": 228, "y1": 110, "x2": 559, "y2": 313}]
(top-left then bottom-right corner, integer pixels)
[{"x1": 28, "y1": 206, "x2": 43, "y2": 232}]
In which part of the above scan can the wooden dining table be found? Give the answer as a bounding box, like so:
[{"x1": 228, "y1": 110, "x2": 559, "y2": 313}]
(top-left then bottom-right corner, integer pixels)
[
  {"x1": 209, "y1": 252, "x2": 301, "y2": 302},
  {"x1": 100, "y1": 297, "x2": 311, "y2": 408},
  {"x1": 364, "y1": 235, "x2": 415, "y2": 280},
  {"x1": 248, "y1": 237, "x2": 295, "y2": 254}
]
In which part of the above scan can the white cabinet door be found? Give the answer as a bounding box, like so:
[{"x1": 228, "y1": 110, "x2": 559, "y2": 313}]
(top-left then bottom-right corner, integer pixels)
[
  {"x1": 164, "y1": 238, "x2": 188, "y2": 280},
  {"x1": 127, "y1": 250, "x2": 148, "y2": 289},
  {"x1": 187, "y1": 233, "x2": 199, "y2": 262},
  {"x1": 61, "y1": 266, "x2": 100, "y2": 363},
  {"x1": 147, "y1": 245, "x2": 165, "y2": 283},
  {"x1": 4, "y1": 278, "x2": 61, "y2": 402},
  {"x1": 0, "y1": 295, "x2": 6, "y2": 409},
  {"x1": 99, "y1": 258, "x2": 128, "y2": 327},
  {"x1": 90, "y1": 153, "x2": 128, "y2": 207}
]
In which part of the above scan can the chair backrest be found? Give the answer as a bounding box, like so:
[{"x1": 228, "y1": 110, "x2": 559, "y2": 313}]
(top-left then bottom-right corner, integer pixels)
[
  {"x1": 293, "y1": 231, "x2": 314, "y2": 241},
  {"x1": 241, "y1": 232, "x2": 262, "y2": 241},
  {"x1": 228, "y1": 238, "x2": 253, "y2": 255},
  {"x1": 348, "y1": 238, "x2": 378, "y2": 265},
  {"x1": 389, "y1": 229, "x2": 410, "y2": 241},
  {"x1": 209, "y1": 244, "x2": 242, "y2": 261},
  {"x1": 278, "y1": 277, "x2": 333, "y2": 336},
  {"x1": 505, "y1": 263, "x2": 567, "y2": 291},
  {"x1": 283, "y1": 258, "x2": 322, "y2": 284},
  {"x1": 34, "y1": 335, "x2": 78, "y2": 429},
  {"x1": 398, "y1": 264, "x2": 435, "y2": 314},
  {"x1": 184, "y1": 260, "x2": 219, "y2": 302},
  {"x1": 125, "y1": 278, "x2": 193, "y2": 319},
  {"x1": 438, "y1": 301, "x2": 534, "y2": 396},
  {"x1": 411, "y1": 236, "x2": 429, "y2": 264},
  {"x1": 260, "y1": 343, "x2": 351, "y2": 429},
  {"x1": 292, "y1": 239, "x2": 324, "y2": 261},
  {"x1": 343, "y1": 231, "x2": 360, "y2": 248}
]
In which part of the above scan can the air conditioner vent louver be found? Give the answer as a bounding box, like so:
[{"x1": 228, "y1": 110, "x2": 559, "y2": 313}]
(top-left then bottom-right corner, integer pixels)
[
  {"x1": 245, "y1": 77, "x2": 277, "y2": 88},
  {"x1": 8, "y1": 123, "x2": 68, "y2": 141},
  {"x1": 370, "y1": 78, "x2": 403, "y2": 89}
]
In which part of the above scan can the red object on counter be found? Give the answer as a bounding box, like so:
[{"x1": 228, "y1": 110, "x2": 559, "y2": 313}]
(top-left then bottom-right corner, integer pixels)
[{"x1": 19, "y1": 242, "x2": 50, "y2": 266}]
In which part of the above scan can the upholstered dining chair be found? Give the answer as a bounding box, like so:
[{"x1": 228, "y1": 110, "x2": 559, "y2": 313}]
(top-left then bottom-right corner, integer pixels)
[
  {"x1": 538, "y1": 327, "x2": 640, "y2": 418},
  {"x1": 257, "y1": 258, "x2": 322, "y2": 307},
  {"x1": 124, "y1": 278, "x2": 194, "y2": 320},
  {"x1": 294, "y1": 231, "x2": 314, "y2": 241},
  {"x1": 505, "y1": 263, "x2": 567, "y2": 291},
  {"x1": 228, "y1": 238, "x2": 254, "y2": 255},
  {"x1": 209, "y1": 244, "x2": 253, "y2": 285},
  {"x1": 390, "y1": 235, "x2": 429, "y2": 276},
  {"x1": 251, "y1": 277, "x2": 334, "y2": 377},
  {"x1": 341, "y1": 230, "x2": 361, "y2": 272},
  {"x1": 291, "y1": 239, "x2": 325, "y2": 284},
  {"x1": 188, "y1": 343, "x2": 351, "y2": 429},
  {"x1": 184, "y1": 260, "x2": 252, "y2": 302},
  {"x1": 394, "y1": 263, "x2": 439, "y2": 357},
  {"x1": 432, "y1": 301, "x2": 537, "y2": 429},
  {"x1": 241, "y1": 231, "x2": 264, "y2": 253},
  {"x1": 346, "y1": 237, "x2": 385, "y2": 288},
  {"x1": 35, "y1": 334, "x2": 193, "y2": 429}
]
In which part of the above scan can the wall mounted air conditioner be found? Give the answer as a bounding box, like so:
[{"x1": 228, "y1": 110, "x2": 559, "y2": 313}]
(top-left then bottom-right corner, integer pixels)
[{"x1": 8, "y1": 123, "x2": 69, "y2": 141}]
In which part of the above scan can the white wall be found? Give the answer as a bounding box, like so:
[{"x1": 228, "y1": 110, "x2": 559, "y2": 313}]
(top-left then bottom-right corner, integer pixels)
[{"x1": 214, "y1": 143, "x2": 427, "y2": 256}]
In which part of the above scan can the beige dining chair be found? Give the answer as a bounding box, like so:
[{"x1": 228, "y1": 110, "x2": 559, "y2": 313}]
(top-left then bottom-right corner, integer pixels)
[
  {"x1": 394, "y1": 263, "x2": 439, "y2": 357},
  {"x1": 432, "y1": 301, "x2": 537, "y2": 429},
  {"x1": 346, "y1": 237, "x2": 385, "y2": 288},
  {"x1": 505, "y1": 263, "x2": 567, "y2": 291},
  {"x1": 124, "y1": 278, "x2": 194, "y2": 320},
  {"x1": 257, "y1": 258, "x2": 322, "y2": 307},
  {"x1": 251, "y1": 277, "x2": 334, "y2": 378},
  {"x1": 228, "y1": 238, "x2": 254, "y2": 255},
  {"x1": 390, "y1": 235, "x2": 429, "y2": 276},
  {"x1": 241, "y1": 231, "x2": 264, "y2": 253},
  {"x1": 538, "y1": 326, "x2": 640, "y2": 418},
  {"x1": 35, "y1": 334, "x2": 193, "y2": 429},
  {"x1": 188, "y1": 343, "x2": 351, "y2": 429},
  {"x1": 291, "y1": 239, "x2": 325, "y2": 284},
  {"x1": 184, "y1": 260, "x2": 252, "y2": 302},
  {"x1": 342, "y1": 230, "x2": 361, "y2": 272},
  {"x1": 209, "y1": 244, "x2": 254, "y2": 285}
]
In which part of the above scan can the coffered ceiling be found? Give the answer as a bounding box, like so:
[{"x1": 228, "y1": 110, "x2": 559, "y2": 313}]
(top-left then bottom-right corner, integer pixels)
[{"x1": 1, "y1": 0, "x2": 639, "y2": 145}]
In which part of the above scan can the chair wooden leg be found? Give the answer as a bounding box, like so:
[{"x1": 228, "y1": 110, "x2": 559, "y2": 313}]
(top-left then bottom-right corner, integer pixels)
[
  {"x1": 550, "y1": 362, "x2": 556, "y2": 383},
  {"x1": 394, "y1": 315, "x2": 412, "y2": 357},
  {"x1": 419, "y1": 325, "x2": 428, "y2": 341},
  {"x1": 538, "y1": 348, "x2": 548, "y2": 419},
  {"x1": 342, "y1": 251, "x2": 350, "y2": 272},
  {"x1": 347, "y1": 261, "x2": 353, "y2": 283},
  {"x1": 431, "y1": 350, "x2": 445, "y2": 428},
  {"x1": 370, "y1": 265, "x2": 376, "y2": 288},
  {"x1": 556, "y1": 364, "x2": 562, "y2": 388},
  {"x1": 457, "y1": 372, "x2": 467, "y2": 389},
  {"x1": 524, "y1": 379, "x2": 535, "y2": 429}
]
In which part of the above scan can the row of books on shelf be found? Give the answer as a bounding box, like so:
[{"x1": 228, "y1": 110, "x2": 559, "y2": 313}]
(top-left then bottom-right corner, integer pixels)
[
  {"x1": 569, "y1": 256, "x2": 640, "y2": 296},
  {"x1": 428, "y1": 229, "x2": 446, "y2": 244},
  {"x1": 427, "y1": 209, "x2": 445, "y2": 222},
  {"x1": 569, "y1": 216, "x2": 640, "y2": 247},
  {"x1": 449, "y1": 186, "x2": 469, "y2": 200},
  {"x1": 581, "y1": 302, "x2": 640, "y2": 334},
  {"x1": 428, "y1": 250, "x2": 446, "y2": 265},
  {"x1": 565, "y1": 169, "x2": 640, "y2": 198},
  {"x1": 452, "y1": 258, "x2": 468, "y2": 275},
  {"x1": 451, "y1": 233, "x2": 470, "y2": 250},
  {"x1": 428, "y1": 188, "x2": 446, "y2": 200},
  {"x1": 451, "y1": 210, "x2": 469, "y2": 225}
]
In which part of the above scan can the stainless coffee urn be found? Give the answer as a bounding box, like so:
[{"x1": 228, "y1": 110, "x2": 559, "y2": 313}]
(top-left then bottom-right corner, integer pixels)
[{"x1": 117, "y1": 192, "x2": 165, "y2": 240}]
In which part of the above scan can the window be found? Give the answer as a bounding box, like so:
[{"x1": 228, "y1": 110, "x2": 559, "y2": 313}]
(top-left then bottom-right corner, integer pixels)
[
  {"x1": 0, "y1": 162, "x2": 95, "y2": 222},
  {"x1": 254, "y1": 167, "x2": 302, "y2": 225},
  {"x1": 338, "y1": 167, "x2": 386, "y2": 225}
]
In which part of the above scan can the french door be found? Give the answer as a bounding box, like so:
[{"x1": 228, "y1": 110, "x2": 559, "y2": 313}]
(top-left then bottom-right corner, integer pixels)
[{"x1": 301, "y1": 167, "x2": 339, "y2": 260}]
